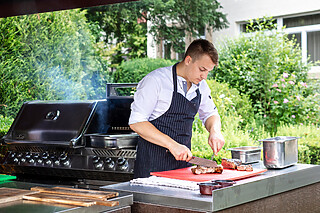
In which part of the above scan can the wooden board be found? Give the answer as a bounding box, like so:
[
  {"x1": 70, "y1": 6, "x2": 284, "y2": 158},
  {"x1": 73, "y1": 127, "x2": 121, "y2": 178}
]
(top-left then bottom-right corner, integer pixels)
[
  {"x1": 0, "y1": 188, "x2": 39, "y2": 204},
  {"x1": 31, "y1": 186, "x2": 118, "y2": 200},
  {"x1": 150, "y1": 166, "x2": 268, "y2": 182},
  {"x1": 23, "y1": 192, "x2": 119, "y2": 207}
]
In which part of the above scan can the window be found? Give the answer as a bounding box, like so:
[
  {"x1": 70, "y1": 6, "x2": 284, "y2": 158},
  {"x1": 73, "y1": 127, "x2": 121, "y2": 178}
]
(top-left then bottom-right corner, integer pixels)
[
  {"x1": 283, "y1": 14, "x2": 320, "y2": 28},
  {"x1": 307, "y1": 31, "x2": 320, "y2": 63},
  {"x1": 240, "y1": 19, "x2": 277, "y2": 33},
  {"x1": 287, "y1": 33, "x2": 301, "y2": 48},
  {"x1": 283, "y1": 14, "x2": 320, "y2": 63}
]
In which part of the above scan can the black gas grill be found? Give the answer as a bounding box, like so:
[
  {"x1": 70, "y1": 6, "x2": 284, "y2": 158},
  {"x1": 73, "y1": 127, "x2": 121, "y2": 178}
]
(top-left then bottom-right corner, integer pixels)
[{"x1": 0, "y1": 84, "x2": 138, "y2": 183}]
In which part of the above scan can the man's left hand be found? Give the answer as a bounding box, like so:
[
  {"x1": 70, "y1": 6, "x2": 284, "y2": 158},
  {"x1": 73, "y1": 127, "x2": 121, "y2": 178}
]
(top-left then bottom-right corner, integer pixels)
[{"x1": 208, "y1": 131, "x2": 225, "y2": 155}]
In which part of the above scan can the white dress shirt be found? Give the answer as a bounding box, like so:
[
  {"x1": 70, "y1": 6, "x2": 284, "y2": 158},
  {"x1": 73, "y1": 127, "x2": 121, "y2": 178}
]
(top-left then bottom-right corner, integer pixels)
[{"x1": 129, "y1": 65, "x2": 219, "y2": 125}]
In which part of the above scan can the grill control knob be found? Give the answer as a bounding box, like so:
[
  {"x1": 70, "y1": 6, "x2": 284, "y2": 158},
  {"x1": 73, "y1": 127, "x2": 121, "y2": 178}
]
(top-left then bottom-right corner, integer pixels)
[
  {"x1": 28, "y1": 158, "x2": 35, "y2": 164},
  {"x1": 92, "y1": 156, "x2": 100, "y2": 164},
  {"x1": 54, "y1": 160, "x2": 60, "y2": 166},
  {"x1": 105, "y1": 158, "x2": 115, "y2": 169},
  {"x1": 92, "y1": 156, "x2": 103, "y2": 170},
  {"x1": 17, "y1": 153, "x2": 23, "y2": 158},
  {"x1": 37, "y1": 159, "x2": 43, "y2": 164},
  {"x1": 45, "y1": 159, "x2": 52, "y2": 166},
  {"x1": 62, "y1": 160, "x2": 70, "y2": 167},
  {"x1": 10, "y1": 153, "x2": 16, "y2": 158},
  {"x1": 94, "y1": 162, "x2": 104, "y2": 170},
  {"x1": 42, "y1": 152, "x2": 49, "y2": 160},
  {"x1": 117, "y1": 157, "x2": 128, "y2": 170},
  {"x1": 13, "y1": 158, "x2": 19, "y2": 164},
  {"x1": 20, "y1": 158, "x2": 26, "y2": 163},
  {"x1": 59, "y1": 154, "x2": 67, "y2": 161},
  {"x1": 117, "y1": 157, "x2": 126, "y2": 166}
]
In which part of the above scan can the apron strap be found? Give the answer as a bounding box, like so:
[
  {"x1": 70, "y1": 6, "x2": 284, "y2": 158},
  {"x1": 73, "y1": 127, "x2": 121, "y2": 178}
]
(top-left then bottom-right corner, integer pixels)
[{"x1": 172, "y1": 63, "x2": 178, "y2": 93}]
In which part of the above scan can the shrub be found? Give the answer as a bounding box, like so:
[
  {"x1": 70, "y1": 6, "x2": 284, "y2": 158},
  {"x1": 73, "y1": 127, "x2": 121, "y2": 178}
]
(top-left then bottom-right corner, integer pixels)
[
  {"x1": 275, "y1": 123, "x2": 320, "y2": 165},
  {"x1": 192, "y1": 80, "x2": 256, "y2": 163},
  {"x1": 210, "y1": 17, "x2": 313, "y2": 133},
  {"x1": 0, "y1": 115, "x2": 13, "y2": 138},
  {"x1": 0, "y1": 10, "x2": 107, "y2": 117},
  {"x1": 112, "y1": 57, "x2": 176, "y2": 83},
  {"x1": 192, "y1": 115, "x2": 259, "y2": 163},
  {"x1": 264, "y1": 72, "x2": 320, "y2": 131},
  {"x1": 206, "y1": 79, "x2": 254, "y2": 128}
]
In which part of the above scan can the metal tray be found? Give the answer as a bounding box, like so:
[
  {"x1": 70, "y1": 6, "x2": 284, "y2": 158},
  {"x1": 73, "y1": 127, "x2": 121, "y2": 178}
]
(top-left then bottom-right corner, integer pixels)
[
  {"x1": 228, "y1": 146, "x2": 262, "y2": 164},
  {"x1": 88, "y1": 133, "x2": 138, "y2": 149}
]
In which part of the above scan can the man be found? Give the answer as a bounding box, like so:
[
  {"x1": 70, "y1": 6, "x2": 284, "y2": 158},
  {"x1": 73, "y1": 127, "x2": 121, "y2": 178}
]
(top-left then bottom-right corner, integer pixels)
[{"x1": 129, "y1": 39, "x2": 225, "y2": 178}]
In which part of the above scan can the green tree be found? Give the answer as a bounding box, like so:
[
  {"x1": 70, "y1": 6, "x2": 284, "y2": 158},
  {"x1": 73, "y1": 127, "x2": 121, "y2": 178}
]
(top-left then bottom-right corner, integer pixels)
[
  {"x1": 142, "y1": 0, "x2": 228, "y2": 54},
  {"x1": 0, "y1": 10, "x2": 107, "y2": 117},
  {"x1": 85, "y1": 0, "x2": 228, "y2": 65},
  {"x1": 84, "y1": 2, "x2": 147, "y2": 68}
]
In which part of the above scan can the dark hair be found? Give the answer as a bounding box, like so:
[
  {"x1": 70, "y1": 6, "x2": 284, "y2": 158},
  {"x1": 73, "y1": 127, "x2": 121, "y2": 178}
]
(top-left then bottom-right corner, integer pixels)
[{"x1": 183, "y1": 39, "x2": 218, "y2": 65}]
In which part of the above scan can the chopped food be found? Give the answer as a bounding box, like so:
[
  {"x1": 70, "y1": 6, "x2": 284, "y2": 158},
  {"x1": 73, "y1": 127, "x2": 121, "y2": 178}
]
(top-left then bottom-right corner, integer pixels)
[
  {"x1": 236, "y1": 164, "x2": 253, "y2": 171},
  {"x1": 191, "y1": 165, "x2": 223, "y2": 175},
  {"x1": 221, "y1": 158, "x2": 242, "y2": 169}
]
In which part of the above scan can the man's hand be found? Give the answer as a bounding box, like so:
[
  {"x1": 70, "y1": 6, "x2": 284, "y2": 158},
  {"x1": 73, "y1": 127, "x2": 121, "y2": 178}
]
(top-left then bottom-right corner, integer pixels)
[
  {"x1": 208, "y1": 131, "x2": 225, "y2": 155},
  {"x1": 204, "y1": 115, "x2": 225, "y2": 155},
  {"x1": 130, "y1": 121, "x2": 193, "y2": 162},
  {"x1": 168, "y1": 143, "x2": 193, "y2": 161}
]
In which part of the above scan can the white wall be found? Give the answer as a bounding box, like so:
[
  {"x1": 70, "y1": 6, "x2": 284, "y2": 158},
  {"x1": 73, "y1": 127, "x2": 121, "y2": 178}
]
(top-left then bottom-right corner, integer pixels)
[{"x1": 212, "y1": 0, "x2": 320, "y2": 43}]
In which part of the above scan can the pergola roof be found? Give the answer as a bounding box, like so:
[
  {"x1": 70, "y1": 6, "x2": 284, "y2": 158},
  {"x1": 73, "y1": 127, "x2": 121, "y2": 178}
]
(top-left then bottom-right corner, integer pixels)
[{"x1": 0, "y1": 0, "x2": 137, "y2": 18}]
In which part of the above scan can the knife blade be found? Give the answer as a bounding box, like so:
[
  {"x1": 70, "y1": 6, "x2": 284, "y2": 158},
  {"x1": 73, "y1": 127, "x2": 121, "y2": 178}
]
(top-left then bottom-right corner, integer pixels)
[{"x1": 189, "y1": 156, "x2": 218, "y2": 168}]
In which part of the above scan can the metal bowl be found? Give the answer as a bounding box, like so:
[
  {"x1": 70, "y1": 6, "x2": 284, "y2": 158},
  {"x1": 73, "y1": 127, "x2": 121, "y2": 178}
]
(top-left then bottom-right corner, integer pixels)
[
  {"x1": 198, "y1": 182, "x2": 222, "y2": 195},
  {"x1": 212, "y1": 180, "x2": 236, "y2": 187}
]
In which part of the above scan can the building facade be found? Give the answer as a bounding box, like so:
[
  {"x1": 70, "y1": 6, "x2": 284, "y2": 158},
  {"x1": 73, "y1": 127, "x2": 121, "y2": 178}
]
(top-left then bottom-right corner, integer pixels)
[{"x1": 212, "y1": 0, "x2": 320, "y2": 78}]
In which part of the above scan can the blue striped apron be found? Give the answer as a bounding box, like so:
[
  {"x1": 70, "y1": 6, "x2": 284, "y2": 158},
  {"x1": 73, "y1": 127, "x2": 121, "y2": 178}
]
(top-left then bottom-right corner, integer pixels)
[{"x1": 134, "y1": 64, "x2": 201, "y2": 178}]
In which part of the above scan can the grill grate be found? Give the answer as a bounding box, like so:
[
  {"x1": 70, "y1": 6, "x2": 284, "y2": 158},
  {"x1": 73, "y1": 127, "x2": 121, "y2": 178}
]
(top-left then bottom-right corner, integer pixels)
[{"x1": 92, "y1": 149, "x2": 136, "y2": 158}]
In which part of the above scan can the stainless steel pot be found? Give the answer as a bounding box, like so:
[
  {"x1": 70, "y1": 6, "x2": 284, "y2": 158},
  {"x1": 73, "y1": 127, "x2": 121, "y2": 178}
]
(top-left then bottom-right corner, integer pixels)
[{"x1": 259, "y1": 136, "x2": 299, "y2": 169}]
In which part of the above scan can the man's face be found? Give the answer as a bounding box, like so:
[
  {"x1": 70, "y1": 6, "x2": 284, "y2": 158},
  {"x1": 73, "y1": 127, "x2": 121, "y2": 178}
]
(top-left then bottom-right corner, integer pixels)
[{"x1": 185, "y1": 54, "x2": 216, "y2": 85}]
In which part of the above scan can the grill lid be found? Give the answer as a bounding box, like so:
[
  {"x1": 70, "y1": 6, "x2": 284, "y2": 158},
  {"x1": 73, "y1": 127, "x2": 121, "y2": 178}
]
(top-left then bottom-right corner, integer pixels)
[{"x1": 3, "y1": 100, "x2": 99, "y2": 147}]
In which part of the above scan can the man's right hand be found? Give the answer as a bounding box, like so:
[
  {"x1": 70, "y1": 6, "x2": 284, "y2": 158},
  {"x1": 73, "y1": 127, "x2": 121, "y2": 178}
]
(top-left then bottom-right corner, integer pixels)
[
  {"x1": 130, "y1": 121, "x2": 193, "y2": 162},
  {"x1": 168, "y1": 143, "x2": 193, "y2": 162}
]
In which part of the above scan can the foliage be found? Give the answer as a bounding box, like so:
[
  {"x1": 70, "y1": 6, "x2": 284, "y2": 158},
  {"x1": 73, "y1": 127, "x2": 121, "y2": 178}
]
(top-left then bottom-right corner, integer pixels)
[
  {"x1": 85, "y1": 0, "x2": 228, "y2": 64},
  {"x1": 265, "y1": 72, "x2": 320, "y2": 131},
  {"x1": 210, "y1": 17, "x2": 314, "y2": 133},
  {"x1": 84, "y1": 3, "x2": 147, "y2": 68},
  {"x1": 112, "y1": 57, "x2": 176, "y2": 83},
  {"x1": 140, "y1": 0, "x2": 228, "y2": 54},
  {"x1": 205, "y1": 80, "x2": 254, "y2": 128},
  {"x1": 0, "y1": 115, "x2": 13, "y2": 138},
  {"x1": 192, "y1": 115, "x2": 259, "y2": 164},
  {"x1": 192, "y1": 117, "x2": 320, "y2": 165},
  {"x1": 0, "y1": 10, "x2": 107, "y2": 117},
  {"x1": 275, "y1": 123, "x2": 320, "y2": 165}
]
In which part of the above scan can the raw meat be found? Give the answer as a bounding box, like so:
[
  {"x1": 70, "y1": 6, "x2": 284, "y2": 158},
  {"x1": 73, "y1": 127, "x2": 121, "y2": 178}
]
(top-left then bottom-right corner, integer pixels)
[
  {"x1": 221, "y1": 158, "x2": 242, "y2": 169},
  {"x1": 191, "y1": 165, "x2": 223, "y2": 175},
  {"x1": 236, "y1": 164, "x2": 253, "y2": 171}
]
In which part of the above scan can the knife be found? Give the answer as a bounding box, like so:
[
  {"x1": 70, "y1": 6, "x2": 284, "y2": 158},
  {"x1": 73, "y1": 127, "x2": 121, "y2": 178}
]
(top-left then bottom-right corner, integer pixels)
[{"x1": 189, "y1": 156, "x2": 218, "y2": 168}]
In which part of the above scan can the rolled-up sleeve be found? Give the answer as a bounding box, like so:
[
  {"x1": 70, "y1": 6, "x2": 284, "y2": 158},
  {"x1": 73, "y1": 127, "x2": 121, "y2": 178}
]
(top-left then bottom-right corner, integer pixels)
[
  {"x1": 198, "y1": 81, "x2": 219, "y2": 124},
  {"x1": 129, "y1": 74, "x2": 160, "y2": 125}
]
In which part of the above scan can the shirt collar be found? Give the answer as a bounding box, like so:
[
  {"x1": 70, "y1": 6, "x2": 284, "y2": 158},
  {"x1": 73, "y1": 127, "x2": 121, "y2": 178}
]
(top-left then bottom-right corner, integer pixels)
[{"x1": 177, "y1": 76, "x2": 200, "y2": 88}]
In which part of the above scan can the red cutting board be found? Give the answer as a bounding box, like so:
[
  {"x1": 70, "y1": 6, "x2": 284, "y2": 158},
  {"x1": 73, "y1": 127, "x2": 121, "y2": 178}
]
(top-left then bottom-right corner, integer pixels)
[{"x1": 150, "y1": 166, "x2": 267, "y2": 182}]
